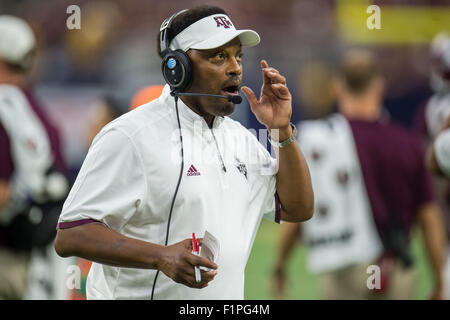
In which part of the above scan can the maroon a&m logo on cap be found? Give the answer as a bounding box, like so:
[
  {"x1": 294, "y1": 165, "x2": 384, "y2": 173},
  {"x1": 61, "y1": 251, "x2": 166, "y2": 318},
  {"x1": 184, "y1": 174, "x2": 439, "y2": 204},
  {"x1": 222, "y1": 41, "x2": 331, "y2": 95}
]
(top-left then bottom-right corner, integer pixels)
[{"x1": 214, "y1": 16, "x2": 233, "y2": 29}]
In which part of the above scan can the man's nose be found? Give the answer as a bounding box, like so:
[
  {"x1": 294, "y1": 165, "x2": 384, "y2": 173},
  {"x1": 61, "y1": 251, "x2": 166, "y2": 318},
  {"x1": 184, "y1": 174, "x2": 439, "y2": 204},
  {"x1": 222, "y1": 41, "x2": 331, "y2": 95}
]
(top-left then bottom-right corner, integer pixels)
[{"x1": 226, "y1": 56, "x2": 242, "y2": 77}]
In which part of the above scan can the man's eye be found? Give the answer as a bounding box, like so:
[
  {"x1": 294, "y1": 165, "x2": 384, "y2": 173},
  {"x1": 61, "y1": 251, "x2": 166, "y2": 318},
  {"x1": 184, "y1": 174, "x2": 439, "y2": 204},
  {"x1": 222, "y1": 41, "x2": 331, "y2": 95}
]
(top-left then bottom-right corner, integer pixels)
[{"x1": 214, "y1": 52, "x2": 225, "y2": 59}]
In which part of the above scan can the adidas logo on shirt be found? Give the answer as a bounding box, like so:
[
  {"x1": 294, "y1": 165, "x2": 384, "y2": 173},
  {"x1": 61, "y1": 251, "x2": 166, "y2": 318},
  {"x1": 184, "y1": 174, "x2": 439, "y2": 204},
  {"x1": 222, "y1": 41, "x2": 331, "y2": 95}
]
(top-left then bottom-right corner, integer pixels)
[{"x1": 187, "y1": 165, "x2": 201, "y2": 176}]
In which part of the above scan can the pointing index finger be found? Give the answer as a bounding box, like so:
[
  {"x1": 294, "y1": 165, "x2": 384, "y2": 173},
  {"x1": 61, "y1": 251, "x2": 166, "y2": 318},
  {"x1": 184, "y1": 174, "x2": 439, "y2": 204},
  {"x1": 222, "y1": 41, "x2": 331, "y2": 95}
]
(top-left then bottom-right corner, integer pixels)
[{"x1": 261, "y1": 60, "x2": 272, "y2": 85}]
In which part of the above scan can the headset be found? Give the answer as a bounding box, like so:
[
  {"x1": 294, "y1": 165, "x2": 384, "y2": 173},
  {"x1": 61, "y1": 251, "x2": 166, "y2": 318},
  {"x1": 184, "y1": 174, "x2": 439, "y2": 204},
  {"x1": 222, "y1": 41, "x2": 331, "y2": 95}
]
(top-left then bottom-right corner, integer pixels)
[
  {"x1": 160, "y1": 9, "x2": 192, "y2": 93},
  {"x1": 159, "y1": 9, "x2": 242, "y2": 103}
]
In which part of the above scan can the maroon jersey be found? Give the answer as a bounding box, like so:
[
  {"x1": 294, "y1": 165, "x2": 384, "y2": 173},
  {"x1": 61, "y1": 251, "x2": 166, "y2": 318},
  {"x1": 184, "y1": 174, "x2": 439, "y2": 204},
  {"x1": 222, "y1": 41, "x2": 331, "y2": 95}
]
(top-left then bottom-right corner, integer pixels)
[{"x1": 348, "y1": 118, "x2": 435, "y2": 244}]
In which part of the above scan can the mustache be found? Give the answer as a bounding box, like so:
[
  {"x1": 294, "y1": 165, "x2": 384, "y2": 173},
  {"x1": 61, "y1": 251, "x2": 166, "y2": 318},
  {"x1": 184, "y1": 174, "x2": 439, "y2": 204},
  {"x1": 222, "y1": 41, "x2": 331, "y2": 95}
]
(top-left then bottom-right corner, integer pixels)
[{"x1": 221, "y1": 76, "x2": 242, "y2": 89}]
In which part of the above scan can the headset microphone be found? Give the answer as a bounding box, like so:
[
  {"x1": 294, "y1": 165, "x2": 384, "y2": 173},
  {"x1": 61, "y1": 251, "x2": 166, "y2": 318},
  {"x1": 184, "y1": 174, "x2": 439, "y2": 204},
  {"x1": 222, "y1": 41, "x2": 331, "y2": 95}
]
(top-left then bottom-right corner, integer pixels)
[
  {"x1": 170, "y1": 91, "x2": 242, "y2": 104},
  {"x1": 229, "y1": 95, "x2": 243, "y2": 104},
  {"x1": 171, "y1": 91, "x2": 243, "y2": 104}
]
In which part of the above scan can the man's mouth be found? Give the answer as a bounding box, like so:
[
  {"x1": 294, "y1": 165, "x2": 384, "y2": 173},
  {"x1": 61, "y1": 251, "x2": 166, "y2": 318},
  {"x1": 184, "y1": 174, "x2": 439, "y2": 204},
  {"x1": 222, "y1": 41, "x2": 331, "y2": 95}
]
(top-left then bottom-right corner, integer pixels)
[{"x1": 221, "y1": 85, "x2": 240, "y2": 96}]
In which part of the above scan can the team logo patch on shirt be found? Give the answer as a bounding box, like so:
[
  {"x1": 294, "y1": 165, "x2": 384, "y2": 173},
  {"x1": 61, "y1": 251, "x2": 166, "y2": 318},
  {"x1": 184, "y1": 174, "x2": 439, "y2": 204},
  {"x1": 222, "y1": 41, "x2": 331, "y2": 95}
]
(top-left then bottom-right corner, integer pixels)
[
  {"x1": 235, "y1": 157, "x2": 247, "y2": 180},
  {"x1": 187, "y1": 164, "x2": 201, "y2": 176}
]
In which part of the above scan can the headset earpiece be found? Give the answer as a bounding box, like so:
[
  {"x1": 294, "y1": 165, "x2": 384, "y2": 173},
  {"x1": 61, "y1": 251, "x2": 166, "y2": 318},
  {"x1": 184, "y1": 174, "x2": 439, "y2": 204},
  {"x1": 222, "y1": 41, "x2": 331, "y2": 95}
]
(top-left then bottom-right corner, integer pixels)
[
  {"x1": 160, "y1": 10, "x2": 192, "y2": 93},
  {"x1": 161, "y1": 49, "x2": 192, "y2": 92}
]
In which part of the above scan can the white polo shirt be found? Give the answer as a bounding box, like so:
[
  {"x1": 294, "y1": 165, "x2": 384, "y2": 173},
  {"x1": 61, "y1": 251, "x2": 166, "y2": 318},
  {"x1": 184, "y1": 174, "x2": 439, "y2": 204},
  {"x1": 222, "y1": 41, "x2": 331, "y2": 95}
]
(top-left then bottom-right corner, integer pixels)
[{"x1": 57, "y1": 85, "x2": 280, "y2": 300}]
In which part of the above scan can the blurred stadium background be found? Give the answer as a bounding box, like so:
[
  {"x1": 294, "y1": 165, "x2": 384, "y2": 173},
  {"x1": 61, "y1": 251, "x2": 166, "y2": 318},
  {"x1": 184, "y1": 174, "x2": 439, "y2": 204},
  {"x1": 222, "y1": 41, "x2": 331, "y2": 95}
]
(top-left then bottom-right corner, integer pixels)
[
  {"x1": 246, "y1": 220, "x2": 433, "y2": 299},
  {"x1": 1, "y1": 0, "x2": 449, "y2": 299}
]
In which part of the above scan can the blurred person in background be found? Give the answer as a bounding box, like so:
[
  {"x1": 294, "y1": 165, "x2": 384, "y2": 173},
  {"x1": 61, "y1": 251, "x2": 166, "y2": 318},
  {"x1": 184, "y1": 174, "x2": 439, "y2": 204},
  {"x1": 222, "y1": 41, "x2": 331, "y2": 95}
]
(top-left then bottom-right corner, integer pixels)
[
  {"x1": 414, "y1": 32, "x2": 450, "y2": 141},
  {"x1": 272, "y1": 49, "x2": 447, "y2": 300},
  {"x1": 428, "y1": 116, "x2": 450, "y2": 179},
  {"x1": 427, "y1": 113, "x2": 450, "y2": 299},
  {"x1": 0, "y1": 15, "x2": 69, "y2": 299},
  {"x1": 415, "y1": 31, "x2": 450, "y2": 300}
]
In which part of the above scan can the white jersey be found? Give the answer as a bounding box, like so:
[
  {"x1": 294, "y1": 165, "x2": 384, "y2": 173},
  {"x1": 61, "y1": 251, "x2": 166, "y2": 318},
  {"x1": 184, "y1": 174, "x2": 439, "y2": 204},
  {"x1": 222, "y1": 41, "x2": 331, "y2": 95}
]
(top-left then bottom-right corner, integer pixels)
[
  {"x1": 0, "y1": 84, "x2": 53, "y2": 224},
  {"x1": 435, "y1": 128, "x2": 450, "y2": 177},
  {"x1": 58, "y1": 85, "x2": 280, "y2": 299},
  {"x1": 297, "y1": 114, "x2": 383, "y2": 274},
  {"x1": 425, "y1": 93, "x2": 450, "y2": 138}
]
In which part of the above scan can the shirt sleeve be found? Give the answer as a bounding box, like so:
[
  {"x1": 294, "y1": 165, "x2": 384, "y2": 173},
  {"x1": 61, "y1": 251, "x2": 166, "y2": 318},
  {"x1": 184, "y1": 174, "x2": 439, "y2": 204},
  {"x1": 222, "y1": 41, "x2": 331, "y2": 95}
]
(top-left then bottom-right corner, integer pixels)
[
  {"x1": 435, "y1": 128, "x2": 450, "y2": 177},
  {"x1": 57, "y1": 128, "x2": 147, "y2": 231}
]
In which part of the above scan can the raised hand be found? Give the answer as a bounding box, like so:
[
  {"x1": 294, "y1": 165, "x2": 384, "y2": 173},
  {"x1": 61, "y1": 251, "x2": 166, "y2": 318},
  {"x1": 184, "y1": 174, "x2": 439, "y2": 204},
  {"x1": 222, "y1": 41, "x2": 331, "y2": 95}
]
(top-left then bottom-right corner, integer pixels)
[{"x1": 241, "y1": 60, "x2": 292, "y2": 137}]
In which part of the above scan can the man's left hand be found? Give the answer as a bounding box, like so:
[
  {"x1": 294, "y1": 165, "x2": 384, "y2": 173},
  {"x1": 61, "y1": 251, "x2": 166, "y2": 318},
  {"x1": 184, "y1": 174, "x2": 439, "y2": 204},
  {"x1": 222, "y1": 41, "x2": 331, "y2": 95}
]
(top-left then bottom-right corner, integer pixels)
[{"x1": 241, "y1": 60, "x2": 292, "y2": 140}]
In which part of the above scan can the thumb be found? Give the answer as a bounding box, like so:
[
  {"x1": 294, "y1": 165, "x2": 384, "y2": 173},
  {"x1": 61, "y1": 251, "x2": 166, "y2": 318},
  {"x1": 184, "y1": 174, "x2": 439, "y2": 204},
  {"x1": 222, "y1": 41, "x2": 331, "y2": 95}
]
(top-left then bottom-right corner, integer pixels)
[{"x1": 241, "y1": 86, "x2": 258, "y2": 108}]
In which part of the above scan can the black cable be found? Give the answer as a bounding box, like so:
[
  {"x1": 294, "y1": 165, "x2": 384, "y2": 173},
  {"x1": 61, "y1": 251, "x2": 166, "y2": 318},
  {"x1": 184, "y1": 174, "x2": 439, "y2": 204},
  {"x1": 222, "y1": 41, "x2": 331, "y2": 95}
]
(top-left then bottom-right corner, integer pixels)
[{"x1": 150, "y1": 96, "x2": 184, "y2": 300}]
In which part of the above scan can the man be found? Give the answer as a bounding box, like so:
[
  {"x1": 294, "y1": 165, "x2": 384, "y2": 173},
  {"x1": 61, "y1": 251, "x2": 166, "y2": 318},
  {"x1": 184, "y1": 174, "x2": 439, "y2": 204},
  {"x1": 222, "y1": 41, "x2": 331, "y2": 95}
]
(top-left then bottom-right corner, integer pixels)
[
  {"x1": 427, "y1": 115, "x2": 450, "y2": 299},
  {"x1": 0, "y1": 15, "x2": 68, "y2": 299},
  {"x1": 272, "y1": 49, "x2": 446, "y2": 299},
  {"x1": 414, "y1": 32, "x2": 450, "y2": 141},
  {"x1": 415, "y1": 31, "x2": 450, "y2": 299},
  {"x1": 414, "y1": 32, "x2": 450, "y2": 242},
  {"x1": 55, "y1": 5, "x2": 314, "y2": 300}
]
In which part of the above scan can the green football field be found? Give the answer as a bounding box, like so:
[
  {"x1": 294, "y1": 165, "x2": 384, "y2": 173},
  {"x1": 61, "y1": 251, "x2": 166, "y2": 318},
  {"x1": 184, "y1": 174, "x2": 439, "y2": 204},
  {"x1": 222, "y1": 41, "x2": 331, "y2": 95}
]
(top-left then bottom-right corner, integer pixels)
[{"x1": 244, "y1": 220, "x2": 434, "y2": 300}]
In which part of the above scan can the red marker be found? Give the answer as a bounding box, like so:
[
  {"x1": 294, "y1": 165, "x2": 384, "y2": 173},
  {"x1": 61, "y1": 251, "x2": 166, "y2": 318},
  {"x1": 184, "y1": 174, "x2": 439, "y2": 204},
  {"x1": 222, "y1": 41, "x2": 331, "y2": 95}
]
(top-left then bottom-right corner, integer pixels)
[
  {"x1": 192, "y1": 233, "x2": 201, "y2": 282},
  {"x1": 192, "y1": 233, "x2": 199, "y2": 253}
]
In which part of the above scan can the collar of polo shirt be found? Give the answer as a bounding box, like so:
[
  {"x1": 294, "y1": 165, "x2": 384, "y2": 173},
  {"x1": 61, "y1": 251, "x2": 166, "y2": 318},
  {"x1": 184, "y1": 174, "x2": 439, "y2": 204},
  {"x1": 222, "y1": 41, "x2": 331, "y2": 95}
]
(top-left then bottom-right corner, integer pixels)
[
  {"x1": 161, "y1": 84, "x2": 225, "y2": 129},
  {"x1": 169, "y1": 14, "x2": 260, "y2": 52}
]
